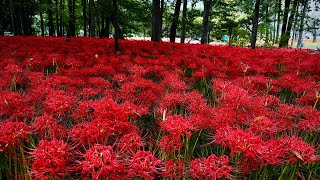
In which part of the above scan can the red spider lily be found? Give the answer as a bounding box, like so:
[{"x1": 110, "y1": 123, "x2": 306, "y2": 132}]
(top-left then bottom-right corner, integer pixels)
[
  {"x1": 31, "y1": 139, "x2": 73, "y2": 180},
  {"x1": 162, "y1": 159, "x2": 184, "y2": 179},
  {"x1": 116, "y1": 131, "x2": 144, "y2": 153},
  {"x1": 160, "y1": 115, "x2": 193, "y2": 138},
  {"x1": 32, "y1": 114, "x2": 67, "y2": 139},
  {"x1": 250, "y1": 116, "x2": 276, "y2": 136},
  {"x1": 80, "y1": 144, "x2": 126, "y2": 180},
  {"x1": 214, "y1": 127, "x2": 263, "y2": 158},
  {"x1": 127, "y1": 150, "x2": 161, "y2": 180},
  {"x1": 44, "y1": 93, "x2": 74, "y2": 116},
  {"x1": 159, "y1": 135, "x2": 184, "y2": 154},
  {"x1": 190, "y1": 154, "x2": 233, "y2": 179},
  {"x1": 0, "y1": 122, "x2": 30, "y2": 153},
  {"x1": 0, "y1": 91, "x2": 35, "y2": 120}
]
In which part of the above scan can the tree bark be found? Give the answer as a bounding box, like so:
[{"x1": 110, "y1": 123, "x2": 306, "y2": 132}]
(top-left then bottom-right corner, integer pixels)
[
  {"x1": 60, "y1": 0, "x2": 64, "y2": 35},
  {"x1": 297, "y1": 0, "x2": 308, "y2": 47},
  {"x1": 279, "y1": 0, "x2": 291, "y2": 47},
  {"x1": 265, "y1": 3, "x2": 269, "y2": 45},
  {"x1": 56, "y1": 0, "x2": 60, "y2": 36},
  {"x1": 89, "y1": 0, "x2": 95, "y2": 37},
  {"x1": 82, "y1": 0, "x2": 87, "y2": 36},
  {"x1": 281, "y1": 0, "x2": 299, "y2": 47},
  {"x1": 113, "y1": 0, "x2": 119, "y2": 51},
  {"x1": 180, "y1": 0, "x2": 187, "y2": 43},
  {"x1": 275, "y1": 0, "x2": 281, "y2": 43},
  {"x1": 152, "y1": 0, "x2": 161, "y2": 42},
  {"x1": 201, "y1": 0, "x2": 213, "y2": 44},
  {"x1": 9, "y1": 0, "x2": 16, "y2": 35},
  {"x1": 40, "y1": 13, "x2": 44, "y2": 36},
  {"x1": 106, "y1": 17, "x2": 110, "y2": 38},
  {"x1": 169, "y1": 0, "x2": 182, "y2": 43},
  {"x1": 159, "y1": 0, "x2": 164, "y2": 38},
  {"x1": 290, "y1": 4, "x2": 299, "y2": 47},
  {"x1": 251, "y1": 0, "x2": 261, "y2": 49},
  {"x1": 68, "y1": 0, "x2": 76, "y2": 36},
  {"x1": 48, "y1": 9, "x2": 55, "y2": 36}
]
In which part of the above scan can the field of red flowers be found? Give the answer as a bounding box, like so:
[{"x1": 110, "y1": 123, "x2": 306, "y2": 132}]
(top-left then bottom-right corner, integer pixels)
[{"x1": 0, "y1": 36, "x2": 319, "y2": 179}]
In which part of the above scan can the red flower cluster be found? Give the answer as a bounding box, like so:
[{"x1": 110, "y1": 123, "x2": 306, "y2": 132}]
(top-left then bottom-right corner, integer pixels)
[{"x1": 0, "y1": 37, "x2": 319, "y2": 179}]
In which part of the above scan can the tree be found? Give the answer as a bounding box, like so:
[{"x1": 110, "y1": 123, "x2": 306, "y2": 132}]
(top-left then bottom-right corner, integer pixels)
[
  {"x1": 82, "y1": 0, "x2": 87, "y2": 36},
  {"x1": 297, "y1": 0, "x2": 309, "y2": 47},
  {"x1": 180, "y1": 0, "x2": 188, "y2": 43},
  {"x1": 201, "y1": 0, "x2": 213, "y2": 44},
  {"x1": 49, "y1": 0, "x2": 55, "y2": 36},
  {"x1": 280, "y1": 0, "x2": 299, "y2": 47},
  {"x1": 251, "y1": 0, "x2": 261, "y2": 48},
  {"x1": 152, "y1": 0, "x2": 161, "y2": 42},
  {"x1": 279, "y1": 0, "x2": 292, "y2": 47},
  {"x1": 68, "y1": 0, "x2": 76, "y2": 36},
  {"x1": 169, "y1": 0, "x2": 182, "y2": 42},
  {"x1": 113, "y1": 0, "x2": 119, "y2": 51},
  {"x1": 89, "y1": 0, "x2": 95, "y2": 37}
]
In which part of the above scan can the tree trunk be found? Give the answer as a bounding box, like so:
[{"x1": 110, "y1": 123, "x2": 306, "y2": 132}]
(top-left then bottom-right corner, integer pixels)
[
  {"x1": 40, "y1": 13, "x2": 44, "y2": 36},
  {"x1": 113, "y1": 0, "x2": 119, "y2": 52},
  {"x1": 48, "y1": 9, "x2": 55, "y2": 36},
  {"x1": 180, "y1": 0, "x2": 187, "y2": 43},
  {"x1": 152, "y1": 0, "x2": 161, "y2": 42},
  {"x1": 56, "y1": 0, "x2": 60, "y2": 36},
  {"x1": 60, "y1": 0, "x2": 64, "y2": 35},
  {"x1": 265, "y1": 3, "x2": 269, "y2": 45},
  {"x1": 160, "y1": 0, "x2": 164, "y2": 38},
  {"x1": 290, "y1": 4, "x2": 299, "y2": 47},
  {"x1": 201, "y1": 0, "x2": 213, "y2": 44},
  {"x1": 275, "y1": 0, "x2": 281, "y2": 43},
  {"x1": 297, "y1": 0, "x2": 308, "y2": 47},
  {"x1": 281, "y1": 0, "x2": 299, "y2": 47},
  {"x1": 68, "y1": 0, "x2": 76, "y2": 36},
  {"x1": 106, "y1": 17, "x2": 110, "y2": 38},
  {"x1": 89, "y1": 0, "x2": 95, "y2": 37},
  {"x1": 313, "y1": 30, "x2": 317, "y2": 43},
  {"x1": 251, "y1": 0, "x2": 261, "y2": 49},
  {"x1": 279, "y1": 0, "x2": 291, "y2": 47},
  {"x1": 169, "y1": 0, "x2": 182, "y2": 43},
  {"x1": 82, "y1": 0, "x2": 87, "y2": 36},
  {"x1": 9, "y1": 0, "x2": 16, "y2": 35}
]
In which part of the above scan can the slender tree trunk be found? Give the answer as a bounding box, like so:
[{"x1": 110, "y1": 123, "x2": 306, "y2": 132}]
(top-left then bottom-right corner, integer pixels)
[
  {"x1": 251, "y1": 0, "x2": 261, "y2": 49},
  {"x1": 169, "y1": 0, "x2": 182, "y2": 42},
  {"x1": 152, "y1": 0, "x2": 161, "y2": 42},
  {"x1": 181, "y1": 0, "x2": 187, "y2": 43},
  {"x1": 106, "y1": 17, "x2": 110, "y2": 38},
  {"x1": 281, "y1": 0, "x2": 299, "y2": 47},
  {"x1": 313, "y1": 30, "x2": 317, "y2": 43},
  {"x1": 113, "y1": 0, "x2": 119, "y2": 51},
  {"x1": 40, "y1": 13, "x2": 44, "y2": 36},
  {"x1": 48, "y1": 9, "x2": 55, "y2": 36},
  {"x1": 60, "y1": 0, "x2": 64, "y2": 35},
  {"x1": 82, "y1": 0, "x2": 87, "y2": 36},
  {"x1": 275, "y1": 0, "x2": 281, "y2": 43},
  {"x1": 68, "y1": 0, "x2": 76, "y2": 36},
  {"x1": 72, "y1": 0, "x2": 76, "y2": 36},
  {"x1": 159, "y1": 0, "x2": 164, "y2": 38},
  {"x1": 279, "y1": 0, "x2": 291, "y2": 47},
  {"x1": 56, "y1": 0, "x2": 60, "y2": 36},
  {"x1": 89, "y1": 0, "x2": 95, "y2": 37},
  {"x1": 290, "y1": 4, "x2": 299, "y2": 47},
  {"x1": 9, "y1": 0, "x2": 15, "y2": 35},
  {"x1": 265, "y1": 3, "x2": 269, "y2": 45},
  {"x1": 201, "y1": 0, "x2": 213, "y2": 44},
  {"x1": 297, "y1": 0, "x2": 308, "y2": 47},
  {"x1": 272, "y1": 2, "x2": 277, "y2": 44}
]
